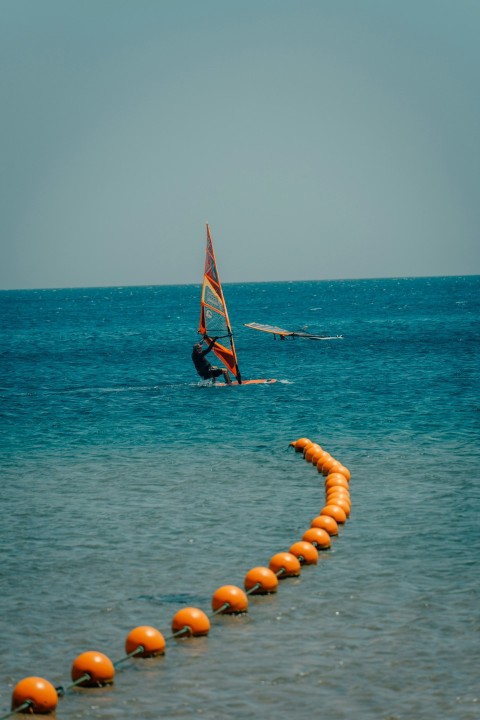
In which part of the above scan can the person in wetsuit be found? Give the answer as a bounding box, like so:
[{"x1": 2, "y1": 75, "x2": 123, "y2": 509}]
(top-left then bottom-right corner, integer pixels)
[{"x1": 192, "y1": 337, "x2": 232, "y2": 384}]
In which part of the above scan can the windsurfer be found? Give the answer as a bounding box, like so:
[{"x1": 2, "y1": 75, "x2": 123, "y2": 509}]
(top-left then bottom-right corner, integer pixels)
[{"x1": 192, "y1": 337, "x2": 232, "y2": 384}]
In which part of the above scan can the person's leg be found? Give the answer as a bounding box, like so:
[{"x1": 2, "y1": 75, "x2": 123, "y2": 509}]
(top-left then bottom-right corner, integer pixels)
[{"x1": 223, "y1": 369, "x2": 232, "y2": 384}]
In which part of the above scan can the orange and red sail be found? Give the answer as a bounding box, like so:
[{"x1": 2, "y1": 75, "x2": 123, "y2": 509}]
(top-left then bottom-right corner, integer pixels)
[{"x1": 198, "y1": 224, "x2": 241, "y2": 382}]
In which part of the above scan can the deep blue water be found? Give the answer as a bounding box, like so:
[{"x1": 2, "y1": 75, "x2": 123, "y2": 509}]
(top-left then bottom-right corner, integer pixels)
[{"x1": 0, "y1": 277, "x2": 479, "y2": 719}]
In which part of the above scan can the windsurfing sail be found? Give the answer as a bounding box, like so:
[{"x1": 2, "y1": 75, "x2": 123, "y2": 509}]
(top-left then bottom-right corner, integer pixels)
[
  {"x1": 198, "y1": 224, "x2": 242, "y2": 382},
  {"x1": 244, "y1": 322, "x2": 343, "y2": 341}
]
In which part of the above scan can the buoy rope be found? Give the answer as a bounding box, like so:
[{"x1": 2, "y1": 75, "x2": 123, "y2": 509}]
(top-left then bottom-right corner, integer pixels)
[
  {"x1": 54, "y1": 672, "x2": 91, "y2": 696},
  {"x1": 157, "y1": 626, "x2": 190, "y2": 645},
  {"x1": 211, "y1": 602, "x2": 231, "y2": 616},
  {"x1": 169, "y1": 627, "x2": 191, "y2": 640},
  {"x1": 0, "y1": 700, "x2": 33, "y2": 719},
  {"x1": 113, "y1": 645, "x2": 146, "y2": 668}
]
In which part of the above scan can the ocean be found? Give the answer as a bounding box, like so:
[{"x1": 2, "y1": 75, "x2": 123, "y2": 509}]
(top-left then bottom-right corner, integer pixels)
[{"x1": 0, "y1": 276, "x2": 479, "y2": 719}]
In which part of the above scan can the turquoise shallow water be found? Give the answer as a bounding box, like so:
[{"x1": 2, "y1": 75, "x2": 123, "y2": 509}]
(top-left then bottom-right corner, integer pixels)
[{"x1": 1, "y1": 277, "x2": 479, "y2": 719}]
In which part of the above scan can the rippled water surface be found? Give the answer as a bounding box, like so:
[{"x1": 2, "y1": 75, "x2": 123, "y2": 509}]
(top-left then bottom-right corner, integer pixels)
[{"x1": 1, "y1": 277, "x2": 479, "y2": 719}]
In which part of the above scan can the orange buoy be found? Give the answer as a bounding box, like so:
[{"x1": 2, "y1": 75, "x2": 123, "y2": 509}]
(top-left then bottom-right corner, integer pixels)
[
  {"x1": 320, "y1": 495, "x2": 351, "y2": 522},
  {"x1": 311, "y1": 514, "x2": 339, "y2": 535},
  {"x1": 212, "y1": 585, "x2": 248, "y2": 614},
  {"x1": 289, "y1": 540, "x2": 319, "y2": 565},
  {"x1": 327, "y1": 497, "x2": 350, "y2": 517},
  {"x1": 325, "y1": 460, "x2": 345, "y2": 475},
  {"x1": 321, "y1": 456, "x2": 339, "y2": 475},
  {"x1": 269, "y1": 551, "x2": 301, "y2": 577},
  {"x1": 310, "y1": 451, "x2": 325, "y2": 466},
  {"x1": 325, "y1": 489, "x2": 349, "y2": 503},
  {"x1": 171, "y1": 607, "x2": 210, "y2": 636},
  {"x1": 71, "y1": 651, "x2": 115, "y2": 687},
  {"x1": 326, "y1": 492, "x2": 349, "y2": 506},
  {"x1": 11, "y1": 677, "x2": 58, "y2": 715},
  {"x1": 292, "y1": 437, "x2": 311, "y2": 452},
  {"x1": 326, "y1": 487, "x2": 351, "y2": 503},
  {"x1": 320, "y1": 504, "x2": 347, "y2": 524},
  {"x1": 302, "y1": 527, "x2": 331, "y2": 549},
  {"x1": 326, "y1": 483, "x2": 350, "y2": 495},
  {"x1": 327, "y1": 470, "x2": 350, "y2": 483},
  {"x1": 315, "y1": 451, "x2": 330, "y2": 468},
  {"x1": 326, "y1": 479, "x2": 350, "y2": 491},
  {"x1": 125, "y1": 625, "x2": 166, "y2": 656},
  {"x1": 304, "y1": 444, "x2": 321, "y2": 462},
  {"x1": 244, "y1": 566, "x2": 279, "y2": 594},
  {"x1": 326, "y1": 484, "x2": 350, "y2": 498},
  {"x1": 334, "y1": 464, "x2": 351, "y2": 481},
  {"x1": 325, "y1": 475, "x2": 349, "y2": 490},
  {"x1": 326, "y1": 495, "x2": 351, "y2": 514}
]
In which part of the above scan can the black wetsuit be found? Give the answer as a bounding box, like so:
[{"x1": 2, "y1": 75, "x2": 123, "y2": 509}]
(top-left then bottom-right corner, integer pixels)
[{"x1": 192, "y1": 339, "x2": 222, "y2": 380}]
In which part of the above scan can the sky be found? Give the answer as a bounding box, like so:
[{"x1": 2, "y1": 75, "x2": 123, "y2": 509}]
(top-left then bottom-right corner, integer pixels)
[{"x1": 1, "y1": 0, "x2": 479, "y2": 289}]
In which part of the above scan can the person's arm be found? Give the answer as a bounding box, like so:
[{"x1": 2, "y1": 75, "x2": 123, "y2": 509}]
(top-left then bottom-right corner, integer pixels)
[{"x1": 201, "y1": 337, "x2": 218, "y2": 356}]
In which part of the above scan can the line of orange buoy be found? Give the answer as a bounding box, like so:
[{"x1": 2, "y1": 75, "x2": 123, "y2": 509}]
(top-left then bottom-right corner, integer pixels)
[
  {"x1": 4, "y1": 436, "x2": 351, "y2": 717},
  {"x1": 290, "y1": 436, "x2": 352, "y2": 530}
]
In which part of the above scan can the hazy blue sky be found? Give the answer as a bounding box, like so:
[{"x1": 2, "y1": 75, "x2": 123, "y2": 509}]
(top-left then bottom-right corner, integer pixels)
[{"x1": 1, "y1": 0, "x2": 479, "y2": 289}]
